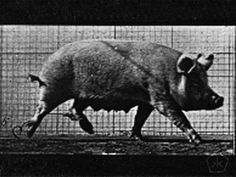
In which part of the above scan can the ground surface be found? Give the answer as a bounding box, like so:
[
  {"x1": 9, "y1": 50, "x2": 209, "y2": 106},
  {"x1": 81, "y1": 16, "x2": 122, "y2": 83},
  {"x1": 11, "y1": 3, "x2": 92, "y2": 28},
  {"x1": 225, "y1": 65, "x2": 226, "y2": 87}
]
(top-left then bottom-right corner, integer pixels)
[{"x1": 0, "y1": 136, "x2": 233, "y2": 155}]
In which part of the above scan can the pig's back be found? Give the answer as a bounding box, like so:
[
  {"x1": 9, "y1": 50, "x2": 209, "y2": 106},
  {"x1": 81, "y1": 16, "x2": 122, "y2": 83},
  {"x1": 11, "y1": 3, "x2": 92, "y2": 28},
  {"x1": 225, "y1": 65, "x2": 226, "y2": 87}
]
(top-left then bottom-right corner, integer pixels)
[{"x1": 39, "y1": 40, "x2": 181, "y2": 97}]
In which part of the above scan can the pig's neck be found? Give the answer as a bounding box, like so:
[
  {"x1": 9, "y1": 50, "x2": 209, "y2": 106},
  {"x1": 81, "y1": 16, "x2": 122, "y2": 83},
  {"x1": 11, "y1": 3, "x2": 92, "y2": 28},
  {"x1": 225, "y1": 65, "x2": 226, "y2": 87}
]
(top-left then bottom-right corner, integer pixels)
[
  {"x1": 174, "y1": 75, "x2": 192, "y2": 110},
  {"x1": 178, "y1": 75, "x2": 187, "y2": 96}
]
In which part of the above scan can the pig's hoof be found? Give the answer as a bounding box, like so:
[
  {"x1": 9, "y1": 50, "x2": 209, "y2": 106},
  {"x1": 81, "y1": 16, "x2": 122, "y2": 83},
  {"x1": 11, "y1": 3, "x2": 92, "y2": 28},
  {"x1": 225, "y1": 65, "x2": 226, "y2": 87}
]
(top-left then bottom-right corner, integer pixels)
[
  {"x1": 79, "y1": 118, "x2": 94, "y2": 134},
  {"x1": 188, "y1": 134, "x2": 202, "y2": 145},
  {"x1": 22, "y1": 121, "x2": 36, "y2": 138},
  {"x1": 130, "y1": 133, "x2": 145, "y2": 141},
  {"x1": 27, "y1": 130, "x2": 34, "y2": 138}
]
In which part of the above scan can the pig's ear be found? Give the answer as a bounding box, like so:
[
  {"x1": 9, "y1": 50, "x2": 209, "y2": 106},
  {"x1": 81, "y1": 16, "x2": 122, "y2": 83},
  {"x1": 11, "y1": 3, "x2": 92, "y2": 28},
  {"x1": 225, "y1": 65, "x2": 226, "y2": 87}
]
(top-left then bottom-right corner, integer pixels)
[
  {"x1": 197, "y1": 53, "x2": 203, "y2": 59},
  {"x1": 197, "y1": 54, "x2": 214, "y2": 70},
  {"x1": 177, "y1": 54, "x2": 196, "y2": 74}
]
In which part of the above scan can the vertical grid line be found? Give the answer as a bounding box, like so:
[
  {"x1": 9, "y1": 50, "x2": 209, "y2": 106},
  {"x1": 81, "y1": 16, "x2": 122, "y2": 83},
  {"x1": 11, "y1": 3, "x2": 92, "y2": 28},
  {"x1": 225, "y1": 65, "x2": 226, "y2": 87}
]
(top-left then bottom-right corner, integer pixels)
[
  {"x1": 112, "y1": 110, "x2": 115, "y2": 134},
  {"x1": 234, "y1": 26, "x2": 236, "y2": 153},
  {"x1": 56, "y1": 26, "x2": 60, "y2": 135},
  {"x1": 171, "y1": 26, "x2": 174, "y2": 48},
  {"x1": 0, "y1": 26, "x2": 3, "y2": 132},
  {"x1": 10, "y1": 27, "x2": 15, "y2": 129},
  {"x1": 228, "y1": 28, "x2": 231, "y2": 135},
  {"x1": 114, "y1": 26, "x2": 116, "y2": 39}
]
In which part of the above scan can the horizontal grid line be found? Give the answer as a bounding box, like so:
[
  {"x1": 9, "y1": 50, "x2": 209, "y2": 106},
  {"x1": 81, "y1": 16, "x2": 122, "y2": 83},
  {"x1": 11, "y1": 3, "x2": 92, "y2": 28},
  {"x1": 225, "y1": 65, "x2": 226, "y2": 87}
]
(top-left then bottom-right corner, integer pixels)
[
  {"x1": 1, "y1": 75, "x2": 235, "y2": 78},
  {"x1": 0, "y1": 51, "x2": 235, "y2": 55},
  {"x1": 0, "y1": 52, "x2": 53, "y2": 55}
]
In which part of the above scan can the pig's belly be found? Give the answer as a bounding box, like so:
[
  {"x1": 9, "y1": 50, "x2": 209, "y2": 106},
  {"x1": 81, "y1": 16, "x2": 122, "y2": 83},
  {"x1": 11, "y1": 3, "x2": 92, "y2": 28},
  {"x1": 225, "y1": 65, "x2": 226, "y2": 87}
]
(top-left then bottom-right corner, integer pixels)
[
  {"x1": 77, "y1": 92, "x2": 150, "y2": 113},
  {"x1": 88, "y1": 99, "x2": 140, "y2": 112}
]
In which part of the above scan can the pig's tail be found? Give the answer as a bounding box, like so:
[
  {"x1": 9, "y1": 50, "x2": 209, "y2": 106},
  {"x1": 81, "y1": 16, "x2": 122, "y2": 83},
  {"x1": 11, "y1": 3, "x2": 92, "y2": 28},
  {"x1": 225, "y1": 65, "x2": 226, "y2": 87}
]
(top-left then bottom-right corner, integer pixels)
[{"x1": 12, "y1": 121, "x2": 30, "y2": 139}]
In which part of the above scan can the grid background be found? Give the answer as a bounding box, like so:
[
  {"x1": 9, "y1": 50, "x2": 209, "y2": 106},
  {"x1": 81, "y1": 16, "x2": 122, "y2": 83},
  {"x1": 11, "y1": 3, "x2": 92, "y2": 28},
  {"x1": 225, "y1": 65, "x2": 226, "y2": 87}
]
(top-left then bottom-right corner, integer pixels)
[{"x1": 0, "y1": 26, "x2": 235, "y2": 137}]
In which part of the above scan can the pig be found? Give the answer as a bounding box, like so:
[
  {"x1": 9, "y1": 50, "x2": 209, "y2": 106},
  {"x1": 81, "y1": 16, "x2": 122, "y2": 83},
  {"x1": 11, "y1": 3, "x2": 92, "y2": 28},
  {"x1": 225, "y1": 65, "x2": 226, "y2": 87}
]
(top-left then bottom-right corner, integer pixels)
[{"x1": 26, "y1": 40, "x2": 224, "y2": 144}]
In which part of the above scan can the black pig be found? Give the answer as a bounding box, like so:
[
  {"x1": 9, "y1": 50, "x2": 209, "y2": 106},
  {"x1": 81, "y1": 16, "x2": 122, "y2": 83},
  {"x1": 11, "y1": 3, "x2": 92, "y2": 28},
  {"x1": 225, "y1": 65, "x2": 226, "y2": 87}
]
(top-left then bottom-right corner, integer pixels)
[{"x1": 26, "y1": 40, "x2": 224, "y2": 144}]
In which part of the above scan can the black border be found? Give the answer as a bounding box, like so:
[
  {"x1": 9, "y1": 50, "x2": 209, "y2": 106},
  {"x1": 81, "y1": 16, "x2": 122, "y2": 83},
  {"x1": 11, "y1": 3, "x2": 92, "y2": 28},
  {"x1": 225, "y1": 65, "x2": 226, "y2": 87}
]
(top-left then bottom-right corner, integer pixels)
[
  {"x1": 0, "y1": 0, "x2": 236, "y2": 25},
  {"x1": 0, "y1": 154, "x2": 234, "y2": 176},
  {"x1": 0, "y1": 0, "x2": 235, "y2": 176}
]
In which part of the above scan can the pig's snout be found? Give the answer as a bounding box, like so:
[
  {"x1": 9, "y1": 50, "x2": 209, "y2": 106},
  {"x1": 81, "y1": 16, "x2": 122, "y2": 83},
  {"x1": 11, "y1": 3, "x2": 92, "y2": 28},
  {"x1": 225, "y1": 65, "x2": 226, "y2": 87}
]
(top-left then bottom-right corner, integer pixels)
[
  {"x1": 212, "y1": 95, "x2": 224, "y2": 107},
  {"x1": 209, "y1": 93, "x2": 224, "y2": 108}
]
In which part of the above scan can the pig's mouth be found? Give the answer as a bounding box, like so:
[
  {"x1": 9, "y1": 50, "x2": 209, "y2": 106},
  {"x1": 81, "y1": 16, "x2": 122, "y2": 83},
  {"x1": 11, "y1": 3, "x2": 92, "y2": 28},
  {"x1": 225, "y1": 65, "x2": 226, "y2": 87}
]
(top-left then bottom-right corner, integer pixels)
[{"x1": 181, "y1": 96, "x2": 224, "y2": 111}]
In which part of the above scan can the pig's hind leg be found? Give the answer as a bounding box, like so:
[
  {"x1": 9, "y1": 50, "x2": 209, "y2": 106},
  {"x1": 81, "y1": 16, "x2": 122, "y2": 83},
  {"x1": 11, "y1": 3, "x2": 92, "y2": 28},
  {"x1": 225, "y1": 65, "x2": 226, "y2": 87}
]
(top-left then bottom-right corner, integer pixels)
[
  {"x1": 130, "y1": 104, "x2": 154, "y2": 140},
  {"x1": 26, "y1": 87, "x2": 73, "y2": 138},
  {"x1": 26, "y1": 100, "x2": 53, "y2": 138},
  {"x1": 63, "y1": 99, "x2": 78, "y2": 120},
  {"x1": 64, "y1": 99, "x2": 94, "y2": 134}
]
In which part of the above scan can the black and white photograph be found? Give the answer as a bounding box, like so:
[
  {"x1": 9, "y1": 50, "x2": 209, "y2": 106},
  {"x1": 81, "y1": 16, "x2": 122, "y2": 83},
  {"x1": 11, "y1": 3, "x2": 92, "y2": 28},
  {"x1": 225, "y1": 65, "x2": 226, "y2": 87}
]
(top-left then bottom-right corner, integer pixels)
[
  {"x1": 0, "y1": 25, "x2": 234, "y2": 155},
  {"x1": 0, "y1": 0, "x2": 235, "y2": 176}
]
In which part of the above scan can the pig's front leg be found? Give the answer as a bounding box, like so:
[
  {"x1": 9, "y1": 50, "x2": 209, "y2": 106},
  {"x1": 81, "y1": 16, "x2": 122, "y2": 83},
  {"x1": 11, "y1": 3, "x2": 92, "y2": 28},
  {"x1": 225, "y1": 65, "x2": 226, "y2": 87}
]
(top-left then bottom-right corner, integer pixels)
[{"x1": 154, "y1": 100, "x2": 202, "y2": 145}]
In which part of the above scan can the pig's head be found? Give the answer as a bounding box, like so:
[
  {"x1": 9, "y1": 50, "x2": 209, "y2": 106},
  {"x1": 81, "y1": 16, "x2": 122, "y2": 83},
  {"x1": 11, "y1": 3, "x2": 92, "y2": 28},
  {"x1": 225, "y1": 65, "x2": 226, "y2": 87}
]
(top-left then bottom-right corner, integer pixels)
[{"x1": 172, "y1": 53, "x2": 224, "y2": 111}]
